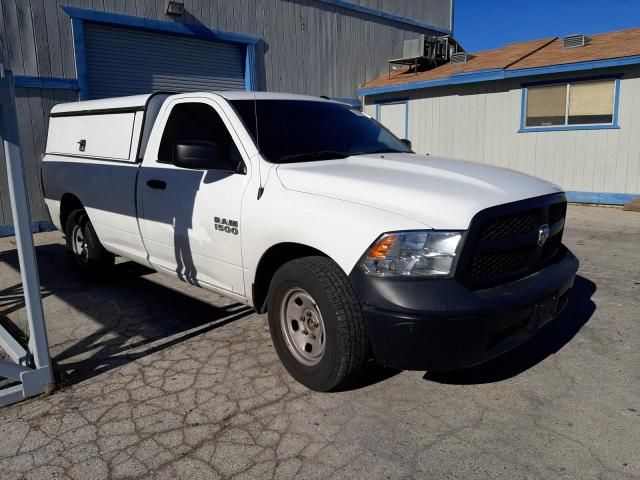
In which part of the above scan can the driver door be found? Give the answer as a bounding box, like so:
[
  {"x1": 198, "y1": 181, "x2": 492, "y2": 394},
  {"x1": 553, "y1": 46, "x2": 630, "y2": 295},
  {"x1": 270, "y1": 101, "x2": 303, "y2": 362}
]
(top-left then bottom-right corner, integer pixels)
[{"x1": 138, "y1": 98, "x2": 250, "y2": 295}]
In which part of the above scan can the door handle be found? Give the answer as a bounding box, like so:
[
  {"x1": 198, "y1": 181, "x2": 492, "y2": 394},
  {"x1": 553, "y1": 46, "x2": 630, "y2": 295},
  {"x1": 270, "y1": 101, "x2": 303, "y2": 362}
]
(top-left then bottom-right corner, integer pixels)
[{"x1": 147, "y1": 179, "x2": 167, "y2": 190}]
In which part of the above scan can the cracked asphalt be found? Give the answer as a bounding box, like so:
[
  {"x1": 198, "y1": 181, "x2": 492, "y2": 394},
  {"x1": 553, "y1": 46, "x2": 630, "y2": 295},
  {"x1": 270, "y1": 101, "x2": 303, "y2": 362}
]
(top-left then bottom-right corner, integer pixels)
[{"x1": 0, "y1": 205, "x2": 638, "y2": 479}]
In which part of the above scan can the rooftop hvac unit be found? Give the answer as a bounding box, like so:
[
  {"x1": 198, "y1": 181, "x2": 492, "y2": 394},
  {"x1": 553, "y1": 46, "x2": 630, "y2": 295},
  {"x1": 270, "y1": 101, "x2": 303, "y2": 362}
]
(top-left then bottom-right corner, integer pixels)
[
  {"x1": 387, "y1": 35, "x2": 464, "y2": 77},
  {"x1": 451, "y1": 52, "x2": 473, "y2": 64},
  {"x1": 563, "y1": 34, "x2": 589, "y2": 48},
  {"x1": 424, "y1": 36, "x2": 452, "y2": 63}
]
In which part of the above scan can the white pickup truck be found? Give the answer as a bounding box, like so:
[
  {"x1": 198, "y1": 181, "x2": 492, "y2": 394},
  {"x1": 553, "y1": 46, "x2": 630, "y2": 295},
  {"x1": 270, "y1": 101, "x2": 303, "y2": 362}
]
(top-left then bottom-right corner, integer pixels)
[{"x1": 42, "y1": 92, "x2": 579, "y2": 391}]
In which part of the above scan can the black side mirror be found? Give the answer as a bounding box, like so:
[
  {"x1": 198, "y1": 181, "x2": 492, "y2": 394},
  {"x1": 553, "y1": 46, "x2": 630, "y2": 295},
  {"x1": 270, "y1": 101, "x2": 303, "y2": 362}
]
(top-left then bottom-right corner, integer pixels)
[
  {"x1": 173, "y1": 141, "x2": 239, "y2": 172},
  {"x1": 401, "y1": 138, "x2": 412, "y2": 150}
]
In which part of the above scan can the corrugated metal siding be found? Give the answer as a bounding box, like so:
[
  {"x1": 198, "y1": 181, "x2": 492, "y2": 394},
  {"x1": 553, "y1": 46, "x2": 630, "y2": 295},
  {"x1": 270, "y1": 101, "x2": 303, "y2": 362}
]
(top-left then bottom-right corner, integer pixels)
[
  {"x1": 0, "y1": 0, "x2": 449, "y2": 225},
  {"x1": 354, "y1": 0, "x2": 451, "y2": 30},
  {"x1": 0, "y1": 87, "x2": 78, "y2": 226},
  {"x1": 0, "y1": 0, "x2": 444, "y2": 96},
  {"x1": 84, "y1": 24, "x2": 246, "y2": 98},
  {"x1": 366, "y1": 70, "x2": 640, "y2": 196}
]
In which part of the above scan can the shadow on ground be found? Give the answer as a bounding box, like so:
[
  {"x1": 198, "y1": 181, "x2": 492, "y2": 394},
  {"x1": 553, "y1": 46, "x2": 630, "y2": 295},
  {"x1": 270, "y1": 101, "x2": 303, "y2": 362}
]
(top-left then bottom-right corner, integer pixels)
[
  {"x1": 1, "y1": 239, "x2": 596, "y2": 391},
  {"x1": 1, "y1": 240, "x2": 402, "y2": 392},
  {"x1": 424, "y1": 275, "x2": 596, "y2": 385},
  {"x1": 0, "y1": 242, "x2": 254, "y2": 386}
]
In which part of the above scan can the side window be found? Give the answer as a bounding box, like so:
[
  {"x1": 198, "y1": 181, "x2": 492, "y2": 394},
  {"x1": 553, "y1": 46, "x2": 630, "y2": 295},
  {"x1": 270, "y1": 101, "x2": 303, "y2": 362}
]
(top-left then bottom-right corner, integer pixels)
[
  {"x1": 523, "y1": 79, "x2": 617, "y2": 129},
  {"x1": 158, "y1": 102, "x2": 241, "y2": 165}
]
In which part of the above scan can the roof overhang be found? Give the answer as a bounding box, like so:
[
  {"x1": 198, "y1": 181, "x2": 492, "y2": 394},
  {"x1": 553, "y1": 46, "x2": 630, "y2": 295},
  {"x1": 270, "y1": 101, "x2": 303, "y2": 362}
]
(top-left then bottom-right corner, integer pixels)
[
  {"x1": 358, "y1": 54, "x2": 640, "y2": 96},
  {"x1": 314, "y1": 0, "x2": 452, "y2": 35}
]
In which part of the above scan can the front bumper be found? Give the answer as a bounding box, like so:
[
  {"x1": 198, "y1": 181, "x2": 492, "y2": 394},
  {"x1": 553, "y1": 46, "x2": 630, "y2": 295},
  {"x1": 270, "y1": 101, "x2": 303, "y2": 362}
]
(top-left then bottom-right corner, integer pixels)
[{"x1": 349, "y1": 247, "x2": 579, "y2": 371}]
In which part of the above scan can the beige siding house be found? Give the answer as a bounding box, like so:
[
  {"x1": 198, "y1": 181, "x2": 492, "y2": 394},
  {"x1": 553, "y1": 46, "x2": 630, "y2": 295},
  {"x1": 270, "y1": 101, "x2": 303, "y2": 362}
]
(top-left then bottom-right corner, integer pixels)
[{"x1": 359, "y1": 29, "x2": 640, "y2": 205}]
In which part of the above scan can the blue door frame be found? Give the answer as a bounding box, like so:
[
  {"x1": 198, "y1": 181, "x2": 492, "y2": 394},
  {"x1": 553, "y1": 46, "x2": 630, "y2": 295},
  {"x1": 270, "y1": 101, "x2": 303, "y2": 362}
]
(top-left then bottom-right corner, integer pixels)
[{"x1": 61, "y1": 6, "x2": 260, "y2": 100}]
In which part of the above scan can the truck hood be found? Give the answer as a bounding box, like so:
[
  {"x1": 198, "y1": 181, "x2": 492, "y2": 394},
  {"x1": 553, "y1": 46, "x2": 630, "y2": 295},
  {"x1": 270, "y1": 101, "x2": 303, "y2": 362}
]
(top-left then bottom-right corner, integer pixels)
[{"x1": 276, "y1": 153, "x2": 562, "y2": 229}]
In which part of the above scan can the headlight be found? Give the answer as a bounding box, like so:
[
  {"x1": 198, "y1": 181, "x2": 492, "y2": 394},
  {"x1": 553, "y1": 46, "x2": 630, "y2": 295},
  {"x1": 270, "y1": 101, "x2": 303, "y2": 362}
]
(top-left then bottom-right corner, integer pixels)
[{"x1": 360, "y1": 231, "x2": 463, "y2": 277}]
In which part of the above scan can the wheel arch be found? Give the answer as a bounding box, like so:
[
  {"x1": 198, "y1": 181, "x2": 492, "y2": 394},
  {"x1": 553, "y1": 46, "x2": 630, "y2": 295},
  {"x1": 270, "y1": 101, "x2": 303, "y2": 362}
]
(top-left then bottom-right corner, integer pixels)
[
  {"x1": 59, "y1": 193, "x2": 85, "y2": 230},
  {"x1": 252, "y1": 242, "x2": 331, "y2": 314}
]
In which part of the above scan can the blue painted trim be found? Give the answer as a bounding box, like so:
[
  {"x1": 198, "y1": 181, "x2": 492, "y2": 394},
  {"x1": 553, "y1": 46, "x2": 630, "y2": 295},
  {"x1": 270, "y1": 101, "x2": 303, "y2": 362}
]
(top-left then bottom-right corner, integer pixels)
[
  {"x1": 359, "y1": 68, "x2": 504, "y2": 96},
  {"x1": 519, "y1": 86, "x2": 527, "y2": 132},
  {"x1": 613, "y1": 77, "x2": 621, "y2": 126},
  {"x1": 71, "y1": 18, "x2": 89, "y2": 100},
  {"x1": 566, "y1": 191, "x2": 638, "y2": 205},
  {"x1": 313, "y1": 0, "x2": 451, "y2": 34},
  {"x1": 375, "y1": 98, "x2": 409, "y2": 139},
  {"x1": 505, "y1": 55, "x2": 640, "y2": 79},
  {"x1": 61, "y1": 6, "x2": 260, "y2": 45},
  {"x1": 14, "y1": 76, "x2": 80, "y2": 90},
  {"x1": 521, "y1": 73, "x2": 623, "y2": 87},
  {"x1": 519, "y1": 77, "x2": 621, "y2": 133},
  {"x1": 244, "y1": 44, "x2": 257, "y2": 91},
  {"x1": 518, "y1": 125, "x2": 620, "y2": 133},
  {"x1": 358, "y1": 54, "x2": 640, "y2": 96},
  {"x1": 0, "y1": 221, "x2": 56, "y2": 238}
]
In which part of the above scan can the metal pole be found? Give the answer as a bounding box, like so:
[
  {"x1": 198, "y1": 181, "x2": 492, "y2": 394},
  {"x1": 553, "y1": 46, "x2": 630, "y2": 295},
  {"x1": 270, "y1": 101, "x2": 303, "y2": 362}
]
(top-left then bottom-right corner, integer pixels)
[{"x1": 0, "y1": 67, "x2": 53, "y2": 382}]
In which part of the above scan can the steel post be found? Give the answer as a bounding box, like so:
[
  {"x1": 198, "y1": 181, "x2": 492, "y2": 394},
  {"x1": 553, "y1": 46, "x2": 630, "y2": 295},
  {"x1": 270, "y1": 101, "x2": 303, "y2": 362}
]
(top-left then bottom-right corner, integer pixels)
[{"x1": 0, "y1": 66, "x2": 54, "y2": 393}]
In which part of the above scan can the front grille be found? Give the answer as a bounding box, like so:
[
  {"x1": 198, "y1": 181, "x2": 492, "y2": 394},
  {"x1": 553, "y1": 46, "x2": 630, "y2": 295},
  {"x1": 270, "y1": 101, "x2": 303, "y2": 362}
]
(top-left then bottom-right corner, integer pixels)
[
  {"x1": 479, "y1": 210, "x2": 537, "y2": 240},
  {"x1": 456, "y1": 194, "x2": 567, "y2": 289},
  {"x1": 470, "y1": 250, "x2": 529, "y2": 280}
]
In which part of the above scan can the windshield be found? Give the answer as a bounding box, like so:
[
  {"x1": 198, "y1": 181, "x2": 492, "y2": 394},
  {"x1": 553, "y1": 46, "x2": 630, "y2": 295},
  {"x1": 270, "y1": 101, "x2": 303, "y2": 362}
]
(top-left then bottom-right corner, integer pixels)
[{"x1": 230, "y1": 99, "x2": 411, "y2": 164}]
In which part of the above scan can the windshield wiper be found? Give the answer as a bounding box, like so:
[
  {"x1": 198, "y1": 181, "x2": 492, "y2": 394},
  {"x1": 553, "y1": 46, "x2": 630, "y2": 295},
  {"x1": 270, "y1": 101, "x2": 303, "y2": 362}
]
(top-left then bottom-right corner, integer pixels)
[{"x1": 278, "y1": 150, "x2": 351, "y2": 163}]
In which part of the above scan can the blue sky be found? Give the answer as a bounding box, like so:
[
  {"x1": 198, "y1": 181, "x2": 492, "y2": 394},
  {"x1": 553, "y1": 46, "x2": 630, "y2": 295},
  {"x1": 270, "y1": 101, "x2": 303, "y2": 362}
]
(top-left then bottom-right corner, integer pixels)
[{"x1": 454, "y1": 0, "x2": 640, "y2": 52}]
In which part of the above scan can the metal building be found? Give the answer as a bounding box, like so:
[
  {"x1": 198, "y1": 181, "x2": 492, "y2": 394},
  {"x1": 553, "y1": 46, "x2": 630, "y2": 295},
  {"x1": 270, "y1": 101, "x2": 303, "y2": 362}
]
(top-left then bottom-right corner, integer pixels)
[
  {"x1": 0, "y1": 0, "x2": 454, "y2": 235},
  {"x1": 360, "y1": 29, "x2": 640, "y2": 206}
]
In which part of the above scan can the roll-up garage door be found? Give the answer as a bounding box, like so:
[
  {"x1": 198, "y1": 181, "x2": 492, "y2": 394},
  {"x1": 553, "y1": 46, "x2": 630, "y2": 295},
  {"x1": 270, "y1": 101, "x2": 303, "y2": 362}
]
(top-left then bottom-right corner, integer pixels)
[{"x1": 84, "y1": 23, "x2": 246, "y2": 99}]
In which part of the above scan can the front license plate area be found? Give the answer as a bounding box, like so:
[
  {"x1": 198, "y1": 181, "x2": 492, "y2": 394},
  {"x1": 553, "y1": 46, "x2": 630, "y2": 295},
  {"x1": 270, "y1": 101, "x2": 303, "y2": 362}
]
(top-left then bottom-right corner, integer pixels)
[{"x1": 527, "y1": 294, "x2": 559, "y2": 332}]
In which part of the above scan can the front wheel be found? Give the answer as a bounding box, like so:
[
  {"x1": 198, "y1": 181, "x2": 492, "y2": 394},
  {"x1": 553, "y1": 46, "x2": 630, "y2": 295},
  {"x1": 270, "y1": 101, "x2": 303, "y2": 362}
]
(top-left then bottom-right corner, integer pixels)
[
  {"x1": 267, "y1": 256, "x2": 369, "y2": 391},
  {"x1": 65, "y1": 209, "x2": 115, "y2": 276}
]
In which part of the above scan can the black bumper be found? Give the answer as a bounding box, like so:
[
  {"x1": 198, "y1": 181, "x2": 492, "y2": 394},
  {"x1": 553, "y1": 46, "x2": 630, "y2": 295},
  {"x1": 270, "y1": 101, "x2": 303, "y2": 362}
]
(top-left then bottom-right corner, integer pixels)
[{"x1": 349, "y1": 247, "x2": 579, "y2": 371}]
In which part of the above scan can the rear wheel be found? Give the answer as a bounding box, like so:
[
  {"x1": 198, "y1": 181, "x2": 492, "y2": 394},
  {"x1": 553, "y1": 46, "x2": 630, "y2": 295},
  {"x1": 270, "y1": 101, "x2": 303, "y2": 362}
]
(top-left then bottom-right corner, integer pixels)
[
  {"x1": 267, "y1": 256, "x2": 368, "y2": 391},
  {"x1": 65, "y1": 209, "x2": 114, "y2": 275}
]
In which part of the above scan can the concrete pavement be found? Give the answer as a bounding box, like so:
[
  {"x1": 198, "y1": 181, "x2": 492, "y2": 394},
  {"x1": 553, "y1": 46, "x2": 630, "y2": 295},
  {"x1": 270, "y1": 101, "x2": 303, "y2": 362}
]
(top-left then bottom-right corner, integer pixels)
[{"x1": 0, "y1": 205, "x2": 638, "y2": 479}]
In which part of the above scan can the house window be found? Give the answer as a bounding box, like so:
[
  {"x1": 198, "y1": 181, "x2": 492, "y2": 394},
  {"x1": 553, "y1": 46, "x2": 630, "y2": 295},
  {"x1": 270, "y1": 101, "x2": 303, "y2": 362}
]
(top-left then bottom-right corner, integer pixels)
[{"x1": 522, "y1": 79, "x2": 618, "y2": 131}]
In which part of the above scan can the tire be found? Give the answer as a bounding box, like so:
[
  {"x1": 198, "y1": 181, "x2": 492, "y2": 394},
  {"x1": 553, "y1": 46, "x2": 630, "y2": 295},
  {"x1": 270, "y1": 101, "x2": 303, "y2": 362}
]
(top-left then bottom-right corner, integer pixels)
[
  {"x1": 65, "y1": 209, "x2": 115, "y2": 276},
  {"x1": 267, "y1": 256, "x2": 368, "y2": 391}
]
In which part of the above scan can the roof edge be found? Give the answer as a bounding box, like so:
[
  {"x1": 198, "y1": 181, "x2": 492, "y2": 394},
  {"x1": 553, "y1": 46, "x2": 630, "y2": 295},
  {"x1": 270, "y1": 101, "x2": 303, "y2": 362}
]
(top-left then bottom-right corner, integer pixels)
[
  {"x1": 313, "y1": 0, "x2": 452, "y2": 35},
  {"x1": 358, "y1": 54, "x2": 640, "y2": 96}
]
